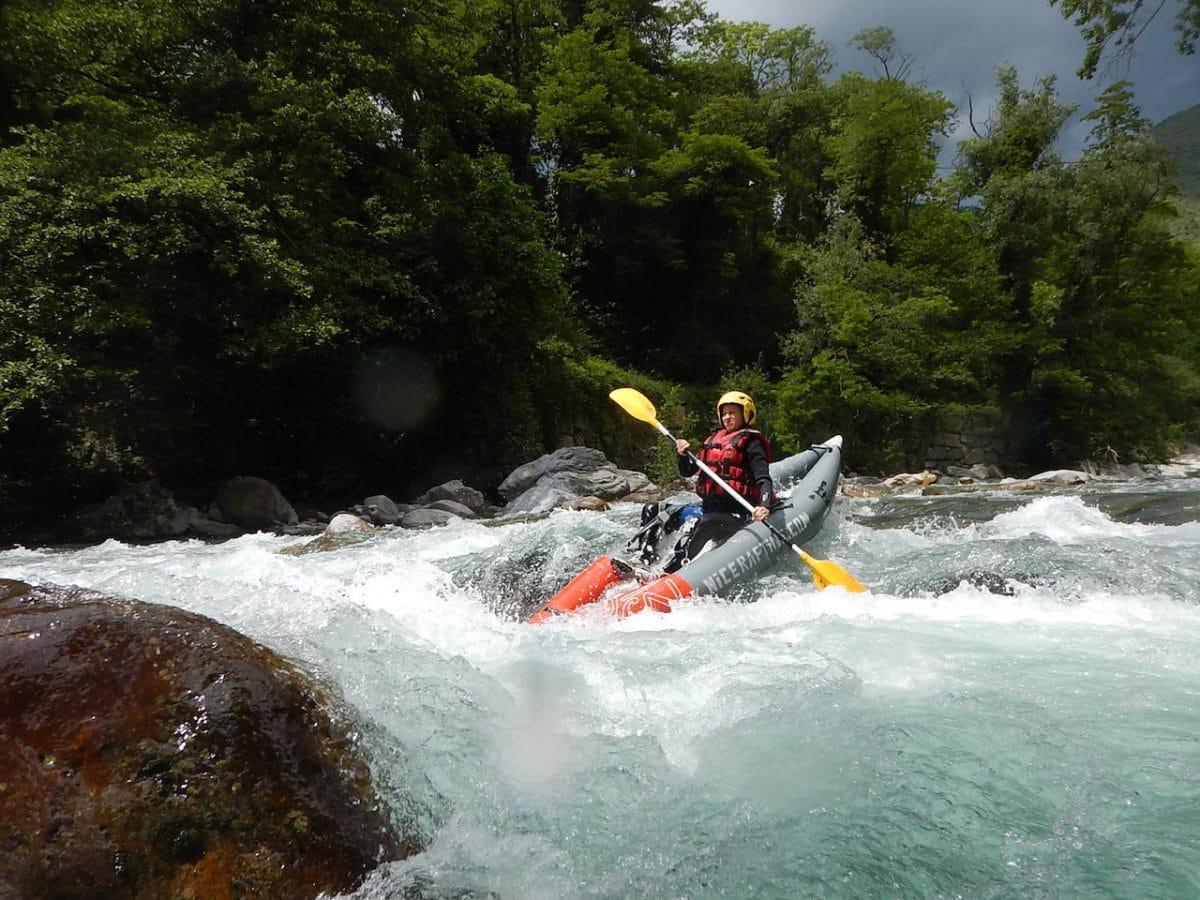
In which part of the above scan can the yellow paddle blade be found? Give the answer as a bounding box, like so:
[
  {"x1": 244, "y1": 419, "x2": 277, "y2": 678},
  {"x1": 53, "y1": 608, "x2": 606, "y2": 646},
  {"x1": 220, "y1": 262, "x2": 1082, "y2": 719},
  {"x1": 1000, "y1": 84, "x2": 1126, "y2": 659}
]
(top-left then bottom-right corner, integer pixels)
[
  {"x1": 797, "y1": 549, "x2": 868, "y2": 592},
  {"x1": 609, "y1": 387, "x2": 660, "y2": 426}
]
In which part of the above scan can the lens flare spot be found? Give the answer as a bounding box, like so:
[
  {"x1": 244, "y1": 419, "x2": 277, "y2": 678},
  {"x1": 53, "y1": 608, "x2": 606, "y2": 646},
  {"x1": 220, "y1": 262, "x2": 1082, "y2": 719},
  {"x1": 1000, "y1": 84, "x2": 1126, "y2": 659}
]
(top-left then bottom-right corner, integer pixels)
[{"x1": 353, "y1": 349, "x2": 439, "y2": 432}]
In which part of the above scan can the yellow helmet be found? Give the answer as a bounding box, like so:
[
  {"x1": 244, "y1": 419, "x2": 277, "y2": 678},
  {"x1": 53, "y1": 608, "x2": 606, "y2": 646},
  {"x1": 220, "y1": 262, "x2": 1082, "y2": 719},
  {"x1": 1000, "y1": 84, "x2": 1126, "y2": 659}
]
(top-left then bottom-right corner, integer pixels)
[{"x1": 716, "y1": 390, "x2": 757, "y2": 426}]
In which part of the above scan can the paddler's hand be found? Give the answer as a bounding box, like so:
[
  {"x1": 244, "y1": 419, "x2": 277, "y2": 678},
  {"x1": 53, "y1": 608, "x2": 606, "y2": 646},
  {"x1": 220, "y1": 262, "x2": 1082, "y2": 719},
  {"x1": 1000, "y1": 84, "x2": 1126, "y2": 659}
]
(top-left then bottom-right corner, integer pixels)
[
  {"x1": 675, "y1": 438, "x2": 690, "y2": 456},
  {"x1": 751, "y1": 505, "x2": 769, "y2": 522}
]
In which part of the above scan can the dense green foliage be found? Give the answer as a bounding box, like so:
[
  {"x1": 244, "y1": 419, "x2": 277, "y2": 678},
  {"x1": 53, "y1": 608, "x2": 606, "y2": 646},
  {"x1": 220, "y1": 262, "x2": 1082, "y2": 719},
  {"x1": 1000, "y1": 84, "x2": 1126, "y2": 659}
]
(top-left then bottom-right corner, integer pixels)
[
  {"x1": 2, "y1": 0, "x2": 1198, "y2": 534},
  {"x1": 0, "y1": 0, "x2": 573, "y2": 514}
]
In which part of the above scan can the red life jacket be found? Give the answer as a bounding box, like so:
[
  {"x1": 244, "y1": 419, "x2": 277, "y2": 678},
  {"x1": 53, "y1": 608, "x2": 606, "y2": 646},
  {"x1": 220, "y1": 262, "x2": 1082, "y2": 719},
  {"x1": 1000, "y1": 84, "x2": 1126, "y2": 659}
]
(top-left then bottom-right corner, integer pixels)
[{"x1": 696, "y1": 428, "x2": 772, "y2": 505}]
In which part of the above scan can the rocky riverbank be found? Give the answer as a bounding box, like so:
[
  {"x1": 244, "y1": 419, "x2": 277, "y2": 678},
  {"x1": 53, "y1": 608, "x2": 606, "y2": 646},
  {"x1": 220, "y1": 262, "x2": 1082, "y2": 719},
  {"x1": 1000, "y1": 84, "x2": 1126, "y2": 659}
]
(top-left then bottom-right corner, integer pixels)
[{"x1": 12, "y1": 444, "x2": 1200, "y2": 550}]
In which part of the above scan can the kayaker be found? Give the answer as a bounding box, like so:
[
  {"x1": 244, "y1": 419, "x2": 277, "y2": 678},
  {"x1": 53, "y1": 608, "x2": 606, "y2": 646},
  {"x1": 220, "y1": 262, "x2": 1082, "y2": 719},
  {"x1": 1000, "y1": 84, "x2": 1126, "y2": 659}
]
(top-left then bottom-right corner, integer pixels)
[{"x1": 675, "y1": 390, "x2": 775, "y2": 522}]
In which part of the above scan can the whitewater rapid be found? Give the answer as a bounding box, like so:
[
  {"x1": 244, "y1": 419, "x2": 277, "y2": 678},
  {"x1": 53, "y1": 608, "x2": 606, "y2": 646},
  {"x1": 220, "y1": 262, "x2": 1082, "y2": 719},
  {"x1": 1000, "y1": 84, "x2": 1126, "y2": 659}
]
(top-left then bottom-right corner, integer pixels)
[{"x1": 4, "y1": 481, "x2": 1200, "y2": 897}]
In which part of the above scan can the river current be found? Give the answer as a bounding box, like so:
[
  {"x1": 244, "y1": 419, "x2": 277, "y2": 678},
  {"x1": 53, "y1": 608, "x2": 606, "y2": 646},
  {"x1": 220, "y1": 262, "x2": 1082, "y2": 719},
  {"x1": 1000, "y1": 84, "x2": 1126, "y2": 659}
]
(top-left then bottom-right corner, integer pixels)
[{"x1": 4, "y1": 475, "x2": 1200, "y2": 898}]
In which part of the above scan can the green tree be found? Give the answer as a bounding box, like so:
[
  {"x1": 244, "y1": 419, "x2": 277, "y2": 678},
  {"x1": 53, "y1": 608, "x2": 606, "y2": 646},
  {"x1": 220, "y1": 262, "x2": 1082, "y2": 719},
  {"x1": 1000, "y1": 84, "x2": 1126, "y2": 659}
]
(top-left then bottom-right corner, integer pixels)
[
  {"x1": 774, "y1": 196, "x2": 1014, "y2": 472},
  {"x1": 950, "y1": 67, "x2": 1081, "y2": 460},
  {"x1": 533, "y1": 4, "x2": 677, "y2": 360},
  {"x1": 683, "y1": 21, "x2": 835, "y2": 241},
  {"x1": 823, "y1": 66, "x2": 954, "y2": 242},
  {"x1": 1028, "y1": 82, "x2": 1200, "y2": 459},
  {"x1": 0, "y1": 0, "x2": 570, "y2": 523},
  {"x1": 952, "y1": 71, "x2": 1200, "y2": 463},
  {"x1": 1049, "y1": 0, "x2": 1200, "y2": 77},
  {"x1": 534, "y1": 5, "x2": 803, "y2": 382},
  {"x1": 756, "y1": 34, "x2": 996, "y2": 470},
  {"x1": 952, "y1": 66, "x2": 1076, "y2": 387}
]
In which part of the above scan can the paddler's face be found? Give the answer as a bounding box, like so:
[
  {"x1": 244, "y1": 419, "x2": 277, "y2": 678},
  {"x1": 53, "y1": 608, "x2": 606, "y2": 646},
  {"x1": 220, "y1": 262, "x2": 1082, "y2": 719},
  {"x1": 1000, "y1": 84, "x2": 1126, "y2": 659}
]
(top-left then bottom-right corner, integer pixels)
[{"x1": 719, "y1": 404, "x2": 745, "y2": 430}]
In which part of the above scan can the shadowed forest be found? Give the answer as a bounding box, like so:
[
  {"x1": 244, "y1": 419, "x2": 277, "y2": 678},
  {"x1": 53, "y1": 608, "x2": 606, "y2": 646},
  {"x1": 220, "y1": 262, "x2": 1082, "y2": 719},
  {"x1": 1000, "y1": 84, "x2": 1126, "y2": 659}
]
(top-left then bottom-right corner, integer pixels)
[{"x1": 2, "y1": 0, "x2": 1198, "y2": 534}]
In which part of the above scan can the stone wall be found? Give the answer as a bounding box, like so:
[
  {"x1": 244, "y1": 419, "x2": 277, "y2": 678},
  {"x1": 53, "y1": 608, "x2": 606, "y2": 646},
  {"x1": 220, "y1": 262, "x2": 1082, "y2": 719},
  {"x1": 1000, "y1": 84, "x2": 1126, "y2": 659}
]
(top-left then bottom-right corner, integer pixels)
[{"x1": 906, "y1": 410, "x2": 1009, "y2": 472}]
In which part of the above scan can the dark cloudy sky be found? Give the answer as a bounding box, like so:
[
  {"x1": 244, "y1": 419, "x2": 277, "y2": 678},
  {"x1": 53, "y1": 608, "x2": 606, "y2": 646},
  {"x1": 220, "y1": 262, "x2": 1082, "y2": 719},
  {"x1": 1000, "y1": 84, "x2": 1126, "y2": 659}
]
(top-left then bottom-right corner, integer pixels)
[{"x1": 704, "y1": 0, "x2": 1199, "y2": 165}]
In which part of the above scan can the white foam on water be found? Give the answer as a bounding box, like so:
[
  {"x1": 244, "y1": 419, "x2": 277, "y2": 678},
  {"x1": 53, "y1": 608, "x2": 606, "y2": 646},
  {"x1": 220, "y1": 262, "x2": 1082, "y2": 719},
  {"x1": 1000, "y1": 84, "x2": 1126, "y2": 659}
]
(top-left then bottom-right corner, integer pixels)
[{"x1": 6, "y1": 483, "x2": 1200, "y2": 898}]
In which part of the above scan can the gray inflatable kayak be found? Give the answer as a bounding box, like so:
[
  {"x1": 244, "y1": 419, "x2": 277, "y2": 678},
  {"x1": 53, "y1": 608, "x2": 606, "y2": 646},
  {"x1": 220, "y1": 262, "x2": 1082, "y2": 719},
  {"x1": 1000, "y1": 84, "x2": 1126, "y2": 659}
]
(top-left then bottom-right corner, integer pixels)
[{"x1": 529, "y1": 435, "x2": 844, "y2": 622}]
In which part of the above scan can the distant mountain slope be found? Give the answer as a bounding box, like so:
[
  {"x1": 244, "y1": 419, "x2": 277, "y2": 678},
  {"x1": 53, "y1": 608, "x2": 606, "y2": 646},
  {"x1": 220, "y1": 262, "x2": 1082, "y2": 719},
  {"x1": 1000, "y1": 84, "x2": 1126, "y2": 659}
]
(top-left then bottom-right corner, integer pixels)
[
  {"x1": 1151, "y1": 105, "x2": 1200, "y2": 245},
  {"x1": 1152, "y1": 104, "x2": 1200, "y2": 202}
]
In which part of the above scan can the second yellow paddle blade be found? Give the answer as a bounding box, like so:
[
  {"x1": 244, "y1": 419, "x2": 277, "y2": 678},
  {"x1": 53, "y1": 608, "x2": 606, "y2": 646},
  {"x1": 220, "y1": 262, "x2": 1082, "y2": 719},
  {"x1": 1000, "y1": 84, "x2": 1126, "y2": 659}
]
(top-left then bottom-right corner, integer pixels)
[{"x1": 798, "y1": 549, "x2": 867, "y2": 592}]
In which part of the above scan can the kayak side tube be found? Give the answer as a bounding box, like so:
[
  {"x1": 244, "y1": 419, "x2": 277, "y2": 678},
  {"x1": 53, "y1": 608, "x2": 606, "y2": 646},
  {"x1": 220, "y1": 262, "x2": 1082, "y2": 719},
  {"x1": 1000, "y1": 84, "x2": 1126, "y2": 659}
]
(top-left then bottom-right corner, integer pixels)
[{"x1": 528, "y1": 555, "x2": 632, "y2": 624}]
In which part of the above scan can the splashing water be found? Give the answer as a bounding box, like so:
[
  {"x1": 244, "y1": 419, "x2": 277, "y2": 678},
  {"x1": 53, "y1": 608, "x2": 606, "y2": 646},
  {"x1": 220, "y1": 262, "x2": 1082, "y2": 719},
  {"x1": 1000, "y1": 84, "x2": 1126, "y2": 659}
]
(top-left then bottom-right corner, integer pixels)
[{"x1": 4, "y1": 480, "x2": 1200, "y2": 897}]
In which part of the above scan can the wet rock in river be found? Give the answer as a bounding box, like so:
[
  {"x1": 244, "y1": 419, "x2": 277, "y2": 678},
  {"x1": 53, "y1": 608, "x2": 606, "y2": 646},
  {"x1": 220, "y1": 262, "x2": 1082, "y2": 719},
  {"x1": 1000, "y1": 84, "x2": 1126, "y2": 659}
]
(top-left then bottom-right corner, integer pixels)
[{"x1": 0, "y1": 580, "x2": 414, "y2": 898}]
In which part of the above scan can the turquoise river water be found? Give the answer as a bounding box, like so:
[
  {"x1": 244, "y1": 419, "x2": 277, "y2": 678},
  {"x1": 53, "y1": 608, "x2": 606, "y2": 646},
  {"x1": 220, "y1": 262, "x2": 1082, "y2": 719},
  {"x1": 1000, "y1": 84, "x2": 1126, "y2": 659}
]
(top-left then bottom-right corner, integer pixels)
[{"x1": 4, "y1": 476, "x2": 1200, "y2": 898}]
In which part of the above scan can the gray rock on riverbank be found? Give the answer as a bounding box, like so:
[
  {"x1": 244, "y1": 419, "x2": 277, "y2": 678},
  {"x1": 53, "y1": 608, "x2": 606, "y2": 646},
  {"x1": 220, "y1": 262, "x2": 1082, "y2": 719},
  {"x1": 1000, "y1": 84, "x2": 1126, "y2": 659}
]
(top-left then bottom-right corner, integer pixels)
[
  {"x1": 60, "y1": 443, "x2": 1200, "y2": 544},
  {"x1": 62, "y1": 445, "x2": 661, "y2": 545},
  {"x1": 73, "y1": 480, "x2": 242, "y2": 543},
  {"x1": 842, "y1": 445, "x2": 1200, "y2": 497},
  {"x1": 498, "y1": 446, "x2": 657, "y2": 516}
]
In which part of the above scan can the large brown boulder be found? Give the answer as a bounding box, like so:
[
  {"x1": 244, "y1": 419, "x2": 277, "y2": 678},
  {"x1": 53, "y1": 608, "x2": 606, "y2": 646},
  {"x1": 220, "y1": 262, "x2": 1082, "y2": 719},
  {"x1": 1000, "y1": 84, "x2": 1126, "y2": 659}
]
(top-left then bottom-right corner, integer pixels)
[{"x1": 0, "y1": 580, "x2": 414, "y2": 898}]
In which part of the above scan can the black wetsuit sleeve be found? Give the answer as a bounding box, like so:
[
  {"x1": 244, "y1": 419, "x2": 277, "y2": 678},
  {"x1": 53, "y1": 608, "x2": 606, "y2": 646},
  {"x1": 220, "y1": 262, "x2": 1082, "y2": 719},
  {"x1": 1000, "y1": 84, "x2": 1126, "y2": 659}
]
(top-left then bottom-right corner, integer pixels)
[{"x1": 745, "y1": 436, "x2": 774, "y2": 505}]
